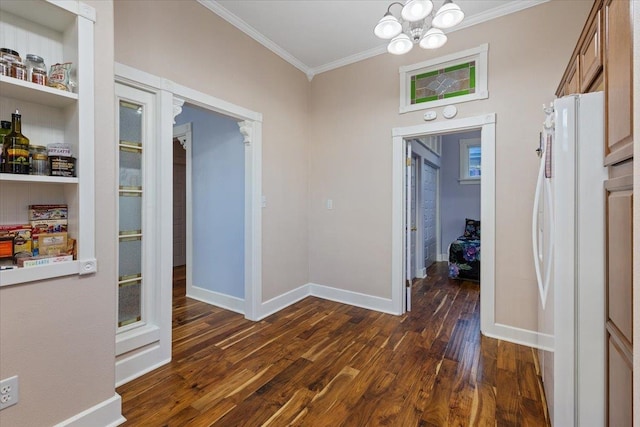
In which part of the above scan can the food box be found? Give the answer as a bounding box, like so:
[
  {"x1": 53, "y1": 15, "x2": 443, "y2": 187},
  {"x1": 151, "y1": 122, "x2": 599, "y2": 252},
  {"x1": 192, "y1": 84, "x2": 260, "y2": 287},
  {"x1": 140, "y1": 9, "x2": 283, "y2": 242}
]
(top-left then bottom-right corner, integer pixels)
[
  {"x1": 46, "y1": 143, "x2": 72, "y2": 157},
  {"x1": 37, "y1": 232, "x2": 67, "y2": 256},
  {"x1": 30, "y1": 219, "x2": 68, "y2": 234},
  {"x1": 17, "y1": 254, "x2": 73, "y2": 268},
  {"x1": 29, "y1": 204, "x2": 68, "y2": 220},
  {"x1": 50, "y1": 156, "x2": 76, "y2": 177}
]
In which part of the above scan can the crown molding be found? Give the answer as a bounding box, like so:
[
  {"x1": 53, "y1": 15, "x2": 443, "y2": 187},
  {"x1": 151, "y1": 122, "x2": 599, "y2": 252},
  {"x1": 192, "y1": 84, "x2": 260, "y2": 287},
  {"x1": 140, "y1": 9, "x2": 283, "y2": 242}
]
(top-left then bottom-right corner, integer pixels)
[
  {"x1": 196, "y1": 0, "x2": 312, "y2": 78},
  {"x1": 198, "y1": 0, "x2": 550, "y2": 80},
  {"x1": 451, "y1": 0, "x2": 550, "y2": 33}
]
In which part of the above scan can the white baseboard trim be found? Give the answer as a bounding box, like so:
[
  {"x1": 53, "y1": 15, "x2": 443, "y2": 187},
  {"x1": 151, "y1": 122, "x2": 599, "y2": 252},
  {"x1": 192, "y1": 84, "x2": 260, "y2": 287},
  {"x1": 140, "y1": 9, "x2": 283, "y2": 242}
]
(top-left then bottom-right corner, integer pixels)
[
  {"x1": 54, "y1": 393, "x2": 126, "y2": 427},
  {"x1": 309, "y1": 283, "x2": 396, "y2": 315},
  {"x1": 115, "y1": 343, "x2": 170, "y2": 387},
  {"x1": 416, "y1": 268, "x2": 426, "y2": 279},
  {"x1": 482, "y1": 322, "x2": 554, "y2": 352},
  {"x1": 187, "y1": 285, "x2": 245, "y2": 315},
  {"x1": 437, "y1": 253, "x2": 448, "y2": 262},
  {"x1": 258, "y1": 284, "x2": 311, "y2": 320}
]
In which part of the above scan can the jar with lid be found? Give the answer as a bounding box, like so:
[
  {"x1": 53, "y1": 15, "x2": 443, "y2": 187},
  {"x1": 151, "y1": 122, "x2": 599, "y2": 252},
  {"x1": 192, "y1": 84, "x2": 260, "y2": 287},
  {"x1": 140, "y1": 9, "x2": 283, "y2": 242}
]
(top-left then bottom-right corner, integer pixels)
[
  {"x1": 0, "y1": 48, "x2": 21, "y2": 63},
  {"x1": 10, "y1": 61, "x2": 26, "y2": 81},
  {"x1": 0, "y1": 58, "x2": 8, "y2": 76},
  {"x1": 25, "y1": 54, "x2": 46, "y2": 84},
  {"x1": 29, "y1": 145, "x2": 48, "y2": 176}
]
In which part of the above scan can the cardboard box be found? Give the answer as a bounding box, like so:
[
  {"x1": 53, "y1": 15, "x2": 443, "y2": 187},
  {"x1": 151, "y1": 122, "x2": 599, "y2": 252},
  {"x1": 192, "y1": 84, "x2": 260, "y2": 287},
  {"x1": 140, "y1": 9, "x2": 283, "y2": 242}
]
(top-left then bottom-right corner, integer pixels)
[
  {"x1": 28, "y1": 204, "x2": 68, "y2": 221},
  {"x1": 37, "y1": 232, "x2": 67, "y2": 256},
  {"x1": 17, "y1": 254, "x2": 73, "y2": 268},
  {"x1": 30, "y1": 219, "x2": 68, "y2": 234}
]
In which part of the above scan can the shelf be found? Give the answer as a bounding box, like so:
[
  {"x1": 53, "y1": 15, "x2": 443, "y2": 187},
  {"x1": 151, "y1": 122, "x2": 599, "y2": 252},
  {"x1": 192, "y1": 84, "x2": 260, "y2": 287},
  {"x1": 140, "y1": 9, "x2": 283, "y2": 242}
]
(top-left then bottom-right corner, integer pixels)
[
  {"x1": 0, "y1": 174, "x2": 78, "y2": 184},
  {"x1": 0, "y1": 261, "x2": 78, "y2": 287},
  {"x1": 0, "y1": 76, "x2": 77, "y2": 108}
]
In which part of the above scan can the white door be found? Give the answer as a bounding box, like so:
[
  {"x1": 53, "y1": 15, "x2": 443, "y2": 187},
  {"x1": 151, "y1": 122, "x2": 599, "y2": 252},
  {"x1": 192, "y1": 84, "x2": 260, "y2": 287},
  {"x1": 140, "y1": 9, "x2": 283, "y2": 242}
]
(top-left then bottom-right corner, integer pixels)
[
  {"x1": 405, "y1": 141, "x2": 412, "y2": 311},
  {"x1": 423, "y1": 161, "x2": 438, "y2": 269}
]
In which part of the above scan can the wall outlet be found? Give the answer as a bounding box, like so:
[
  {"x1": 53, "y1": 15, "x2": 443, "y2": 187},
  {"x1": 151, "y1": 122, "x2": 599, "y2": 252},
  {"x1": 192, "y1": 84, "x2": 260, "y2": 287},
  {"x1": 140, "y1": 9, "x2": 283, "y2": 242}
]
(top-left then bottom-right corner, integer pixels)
[{"x1": 0, "y1": 376, "x2": 19, "y2": 410}]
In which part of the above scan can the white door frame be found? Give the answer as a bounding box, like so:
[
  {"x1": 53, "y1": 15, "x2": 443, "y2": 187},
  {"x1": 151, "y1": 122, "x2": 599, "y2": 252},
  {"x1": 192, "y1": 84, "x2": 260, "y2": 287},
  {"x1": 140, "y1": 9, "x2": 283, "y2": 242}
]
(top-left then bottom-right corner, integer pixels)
[
  {"x1": 391, "y1": 113, "x2": 496, "y2": 335},
  {"x1": 114, "y1": 63, "x2": 263, "y2": 385},
  {"x1": 173, "y1": 123, "x2": 191, "y2": 268}
]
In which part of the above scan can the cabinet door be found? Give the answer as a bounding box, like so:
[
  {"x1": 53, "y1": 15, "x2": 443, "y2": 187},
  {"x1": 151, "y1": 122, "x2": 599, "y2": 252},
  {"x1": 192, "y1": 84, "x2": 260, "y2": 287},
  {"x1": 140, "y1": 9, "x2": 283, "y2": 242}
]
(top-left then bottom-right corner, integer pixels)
[
  {"x1": 564, "y1": 56, "x2": 580, "y2": 95},
  {"x1": 604, "y1": 0, "x2": 633, "y2": 163},
  {"x1": 579, "y1": 10, "x2": 603, "y2": 92},
  {"x1": 607, "y1": 338, "x2": 632, "y2": 426}
]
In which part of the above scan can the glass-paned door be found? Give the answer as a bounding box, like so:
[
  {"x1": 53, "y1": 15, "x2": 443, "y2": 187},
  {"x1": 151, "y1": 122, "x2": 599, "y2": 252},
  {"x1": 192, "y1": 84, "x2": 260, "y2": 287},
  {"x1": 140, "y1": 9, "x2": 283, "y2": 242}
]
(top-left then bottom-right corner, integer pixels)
[{"x1": 118, "y1": 100, "x2": 144, "y2": 328}]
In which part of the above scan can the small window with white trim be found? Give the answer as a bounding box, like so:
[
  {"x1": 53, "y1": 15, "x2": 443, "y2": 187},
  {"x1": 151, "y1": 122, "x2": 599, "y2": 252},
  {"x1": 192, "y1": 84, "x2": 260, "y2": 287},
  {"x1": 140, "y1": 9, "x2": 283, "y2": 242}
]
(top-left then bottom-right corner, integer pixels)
[
  {"x1": 459, "y1": 138, "x2": 481, "y2": 184},
  {"x1": 399, "y1": 44, "x2": 488, "y2": 113}
]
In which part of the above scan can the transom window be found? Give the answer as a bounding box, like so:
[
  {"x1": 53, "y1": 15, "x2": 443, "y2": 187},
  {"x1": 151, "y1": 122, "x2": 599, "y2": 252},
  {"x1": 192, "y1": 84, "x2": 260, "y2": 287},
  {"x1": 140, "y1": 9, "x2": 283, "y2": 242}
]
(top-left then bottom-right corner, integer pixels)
[{"x1": 400, "y1": 44, "x2": 488, "y2": 113}]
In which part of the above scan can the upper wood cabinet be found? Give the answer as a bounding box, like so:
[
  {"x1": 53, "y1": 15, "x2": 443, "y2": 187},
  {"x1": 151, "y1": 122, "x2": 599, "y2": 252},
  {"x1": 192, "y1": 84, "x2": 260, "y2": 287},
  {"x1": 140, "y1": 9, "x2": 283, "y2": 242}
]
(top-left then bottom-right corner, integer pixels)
[
  {"x1": 604, "y1": 0, "x2": 633, "y2": 165},
  {"x1": 579, "y1": 9, "x2": 603, "y2": 92},
  {"x1": 556, "y1": 0, "x2": 603, "y2": 97}
]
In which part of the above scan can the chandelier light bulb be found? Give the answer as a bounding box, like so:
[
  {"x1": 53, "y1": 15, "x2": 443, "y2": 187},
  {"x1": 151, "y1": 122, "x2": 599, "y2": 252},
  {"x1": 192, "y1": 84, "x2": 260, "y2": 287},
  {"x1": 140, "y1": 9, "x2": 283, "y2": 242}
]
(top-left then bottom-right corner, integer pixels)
[
  {"x1": 388, "y1": 33, "x2": 414, "y2": 55},
  {"x1": 401, "y1": 0, "x2": 434, "y2": 22},
  {"x1": 432, "y1": 0, "x2": 465, "y2": 29},
  {"x1": 374, "y1": 13, "x2": 403, "y2": 39},
  {"x1": 420, "y1": 28, "x2": 447, "y2": 49}
]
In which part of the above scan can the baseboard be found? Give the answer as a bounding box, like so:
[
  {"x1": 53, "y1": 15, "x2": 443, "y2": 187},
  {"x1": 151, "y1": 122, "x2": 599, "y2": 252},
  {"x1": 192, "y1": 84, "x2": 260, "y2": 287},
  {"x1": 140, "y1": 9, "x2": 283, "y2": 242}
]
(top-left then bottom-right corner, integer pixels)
[
  {"x1": 416, "y1": 268, "x2": 426, "y2": 278},
  {"x1": 437, "y1": 254, "x2": 448, "y2": 262},
  {"x1": 257, "y1": 284, "x2": 311, "y2": 320},
  {"x1": 53, "y1": 393, "x2": 126, "y2": 427},
  {"x1": 482, "y1": 322, "x2": 554, "y2": 351},
  {"x1": 309, "y1": 283, "x2": 396, "y2": 315},
  {"x1": 115, "y1": 344, "x2": 170, "y2": 387},
  {"x1": 187, "y1": 285, "x2": 245, "y2": 315}
]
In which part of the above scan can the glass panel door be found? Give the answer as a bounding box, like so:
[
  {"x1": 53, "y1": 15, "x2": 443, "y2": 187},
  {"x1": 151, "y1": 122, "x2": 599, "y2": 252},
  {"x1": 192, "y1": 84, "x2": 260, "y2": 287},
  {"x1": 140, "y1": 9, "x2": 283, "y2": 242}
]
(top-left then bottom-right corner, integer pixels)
[{"x1": 117, "y1": 99, "x2": 145, "y2": 329}]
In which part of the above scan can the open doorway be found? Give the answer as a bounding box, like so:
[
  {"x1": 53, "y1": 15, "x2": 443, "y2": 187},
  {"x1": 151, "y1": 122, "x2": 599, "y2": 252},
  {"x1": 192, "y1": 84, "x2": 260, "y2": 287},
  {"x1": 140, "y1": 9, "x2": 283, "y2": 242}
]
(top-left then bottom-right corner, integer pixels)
[
  {"x1": 407, "y1": 130, "x2": 482, "y2": 307},
  {"x1": 173, "y1": 104, "x2": 246, "y2": 312},
  {"x1": 391, "y1": 113, "x2": 496, "y2": 335}
]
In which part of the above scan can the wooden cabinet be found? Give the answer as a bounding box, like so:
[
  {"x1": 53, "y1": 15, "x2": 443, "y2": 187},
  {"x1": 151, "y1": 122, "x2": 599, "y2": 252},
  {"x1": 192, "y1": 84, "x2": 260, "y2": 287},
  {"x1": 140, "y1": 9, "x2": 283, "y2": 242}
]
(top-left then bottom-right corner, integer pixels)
[
  {"x1": 603, "y1": 0, "x2": 634, "y2": 425},
  {"x1": 579, "y1": 10, "x2": 603, "y2": 92},
  {"x1": 604, "y1": 0, "x2": 633, "y2": 164},
  {"x1": 564, "y1": 56, "x2": 580, "y2": 96},
  {"x1": 0, "y1": 1, "x2": 96, "y2": 286}
]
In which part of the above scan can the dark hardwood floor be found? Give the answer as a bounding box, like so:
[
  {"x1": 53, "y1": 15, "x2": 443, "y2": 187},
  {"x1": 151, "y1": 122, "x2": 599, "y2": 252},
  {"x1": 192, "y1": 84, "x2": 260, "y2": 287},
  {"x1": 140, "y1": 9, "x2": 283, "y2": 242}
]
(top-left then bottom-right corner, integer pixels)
[{"x1": 117, "y1": 263, "x2": 550, "y2": 426}]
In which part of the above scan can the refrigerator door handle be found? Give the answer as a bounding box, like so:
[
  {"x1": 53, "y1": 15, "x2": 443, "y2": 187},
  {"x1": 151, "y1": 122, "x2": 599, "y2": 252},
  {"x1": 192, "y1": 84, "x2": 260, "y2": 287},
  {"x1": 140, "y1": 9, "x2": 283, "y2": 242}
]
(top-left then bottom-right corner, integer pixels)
[{"x1": 532, "y1": 156, "x2": 553, "y2": 309}]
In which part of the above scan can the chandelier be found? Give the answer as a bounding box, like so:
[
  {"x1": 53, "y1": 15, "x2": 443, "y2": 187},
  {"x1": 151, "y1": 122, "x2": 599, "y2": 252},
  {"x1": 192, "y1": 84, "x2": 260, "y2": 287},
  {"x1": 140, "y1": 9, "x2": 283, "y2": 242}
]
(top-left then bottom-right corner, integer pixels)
[{"x1": 374, "y1": 0, "x2": 465, "y2": 55}]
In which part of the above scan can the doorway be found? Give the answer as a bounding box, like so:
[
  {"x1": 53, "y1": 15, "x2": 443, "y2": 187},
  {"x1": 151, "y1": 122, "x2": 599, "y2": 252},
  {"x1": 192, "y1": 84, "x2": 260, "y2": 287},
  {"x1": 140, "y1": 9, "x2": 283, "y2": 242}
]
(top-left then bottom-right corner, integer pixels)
[
  {"x1": 391, "y1": 114, "x2": 496, "y2": 336},
  {"x1": 174, "y1": 104, "x2": 246, "y2": 313},
  {"x1": 114, "y1": 63, "x2": 263, "y2": 386}
]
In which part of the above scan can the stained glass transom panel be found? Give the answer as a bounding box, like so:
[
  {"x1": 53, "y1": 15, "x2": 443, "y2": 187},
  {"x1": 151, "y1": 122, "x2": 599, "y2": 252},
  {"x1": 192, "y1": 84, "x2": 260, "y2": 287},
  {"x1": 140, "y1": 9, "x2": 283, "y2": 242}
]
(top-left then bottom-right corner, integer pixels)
[{"x1": 411, "y1": 61, "x2": 476, "y2": 104}]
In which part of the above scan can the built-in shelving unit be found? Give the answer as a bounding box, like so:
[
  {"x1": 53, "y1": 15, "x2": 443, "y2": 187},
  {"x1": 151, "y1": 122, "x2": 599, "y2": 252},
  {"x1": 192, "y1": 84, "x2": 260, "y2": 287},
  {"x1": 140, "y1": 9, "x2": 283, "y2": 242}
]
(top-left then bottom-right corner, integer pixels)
[{"x1": 0, "y1": 0, "x2": 96, "y2": 287}]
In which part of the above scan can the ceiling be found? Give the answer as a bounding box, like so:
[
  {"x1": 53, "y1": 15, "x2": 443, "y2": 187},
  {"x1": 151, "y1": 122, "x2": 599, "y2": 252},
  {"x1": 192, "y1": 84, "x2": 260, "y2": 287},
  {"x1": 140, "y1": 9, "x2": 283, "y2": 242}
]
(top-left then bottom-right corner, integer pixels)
[{"x1": 197, "y1": 0, "x2": 549, "y2": 79}]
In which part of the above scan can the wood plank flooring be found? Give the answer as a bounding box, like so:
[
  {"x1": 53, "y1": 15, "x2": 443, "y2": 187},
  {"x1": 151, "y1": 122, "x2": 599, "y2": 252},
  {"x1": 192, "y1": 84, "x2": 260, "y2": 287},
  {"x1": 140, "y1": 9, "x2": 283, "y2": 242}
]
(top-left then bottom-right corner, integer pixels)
[{"x1": 117, "y1": 263, "x2": 550, "y2": 426}]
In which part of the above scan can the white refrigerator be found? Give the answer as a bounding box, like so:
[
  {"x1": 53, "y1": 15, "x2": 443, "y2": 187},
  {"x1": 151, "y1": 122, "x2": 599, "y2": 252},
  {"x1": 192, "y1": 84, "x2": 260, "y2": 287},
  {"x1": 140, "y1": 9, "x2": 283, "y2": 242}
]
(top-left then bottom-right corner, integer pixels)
[{"x1": 532, "y1": 92, "x2": 607, "y2": 426}]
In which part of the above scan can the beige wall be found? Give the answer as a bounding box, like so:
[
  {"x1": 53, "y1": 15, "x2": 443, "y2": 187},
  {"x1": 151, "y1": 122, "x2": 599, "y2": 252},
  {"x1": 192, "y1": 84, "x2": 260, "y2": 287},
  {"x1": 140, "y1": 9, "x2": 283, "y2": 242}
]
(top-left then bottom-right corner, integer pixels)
[
  {"x1": 307, "y1": 0, "x2": 592, "y2": 330},
  {"x1": 113, "y1": 0, "x2": 310, "y2": 302},
  {"x1": 0, "y1": 1, "x2": 116, "y2": 425}
]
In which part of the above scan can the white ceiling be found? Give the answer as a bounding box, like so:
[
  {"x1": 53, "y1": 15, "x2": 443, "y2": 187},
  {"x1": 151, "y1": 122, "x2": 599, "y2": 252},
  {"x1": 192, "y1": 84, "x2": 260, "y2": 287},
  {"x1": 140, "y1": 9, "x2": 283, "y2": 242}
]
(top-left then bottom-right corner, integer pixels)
[{"x1": 197, "y1": 0, "x2": 549, "y2": 79}]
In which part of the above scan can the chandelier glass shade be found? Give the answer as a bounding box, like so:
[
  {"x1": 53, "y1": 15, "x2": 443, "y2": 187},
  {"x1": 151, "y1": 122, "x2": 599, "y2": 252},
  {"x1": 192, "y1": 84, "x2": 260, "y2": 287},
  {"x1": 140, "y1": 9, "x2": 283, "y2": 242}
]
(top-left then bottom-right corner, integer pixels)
[{"x1": 374, "y1": 0, "x2": 464, "y2": 55}]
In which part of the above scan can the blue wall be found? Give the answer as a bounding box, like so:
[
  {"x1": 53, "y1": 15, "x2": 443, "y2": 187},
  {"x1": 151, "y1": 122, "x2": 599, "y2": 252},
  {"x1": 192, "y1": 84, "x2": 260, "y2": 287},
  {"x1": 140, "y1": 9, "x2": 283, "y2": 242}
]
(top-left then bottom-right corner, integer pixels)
[
  {"x1": 175, "y1": 105, "x2": 245, "y2": 299},
  {"x1": 440, "y1": 130, "x2": 481, "y2": 253}
]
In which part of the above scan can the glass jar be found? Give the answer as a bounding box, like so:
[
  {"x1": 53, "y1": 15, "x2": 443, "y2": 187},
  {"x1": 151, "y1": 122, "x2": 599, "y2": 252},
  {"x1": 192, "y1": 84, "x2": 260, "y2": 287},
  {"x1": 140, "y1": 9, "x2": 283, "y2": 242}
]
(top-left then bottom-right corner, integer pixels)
[
  {"x1": 31, "y1": 68, "x2": 46, "y2": 85},
  {"x1": 0, "y1": 120, "x2": 11, "y2": 173},
  {"x1": 25, "y1": 54, "x2": 46, "y2": 83},
  {"x1": 29, "y1": 145, "x2": 48, "y2": 176},
  {"x1": 0, "y1": 48, "x2": 21, "y2": 63},
  {"x1": 0, "y1": 58, "x2": 8, "y2": 76},
  {"x1": 10, "y1": 61, "x2": 27, "y2": 80}
]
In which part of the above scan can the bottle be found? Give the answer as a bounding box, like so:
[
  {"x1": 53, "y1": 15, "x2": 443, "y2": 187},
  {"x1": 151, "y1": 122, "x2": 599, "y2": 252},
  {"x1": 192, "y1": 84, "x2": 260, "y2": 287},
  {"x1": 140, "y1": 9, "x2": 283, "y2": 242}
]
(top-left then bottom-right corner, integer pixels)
[
  {"x1": 0, "y1": 120, "x2": 11, "y2": 172},
  {"x1": 3, "y1": 110, "x2": 30, "y2": 174}
]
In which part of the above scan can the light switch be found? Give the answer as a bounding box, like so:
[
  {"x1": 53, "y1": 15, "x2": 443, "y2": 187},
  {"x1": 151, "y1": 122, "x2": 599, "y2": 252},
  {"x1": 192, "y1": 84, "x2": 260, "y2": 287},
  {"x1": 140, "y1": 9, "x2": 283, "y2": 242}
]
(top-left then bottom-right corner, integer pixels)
[
  {"x1": 326, "y1": 199, "x2": 333, "y2": 210},
  {"x1": 261, "y1": 195, "x2": 267, "y2": 208}
]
